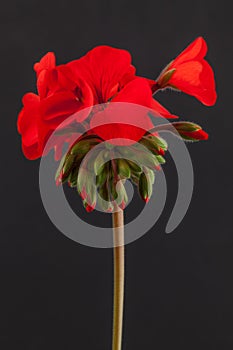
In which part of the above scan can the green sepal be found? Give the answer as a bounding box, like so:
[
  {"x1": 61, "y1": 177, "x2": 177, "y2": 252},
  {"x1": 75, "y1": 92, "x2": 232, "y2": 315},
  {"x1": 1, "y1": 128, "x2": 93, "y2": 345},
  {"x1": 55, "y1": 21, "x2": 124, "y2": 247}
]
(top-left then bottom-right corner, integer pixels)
[{"x1": 160, "y1": 68, "x2": 176, "y2": 87}]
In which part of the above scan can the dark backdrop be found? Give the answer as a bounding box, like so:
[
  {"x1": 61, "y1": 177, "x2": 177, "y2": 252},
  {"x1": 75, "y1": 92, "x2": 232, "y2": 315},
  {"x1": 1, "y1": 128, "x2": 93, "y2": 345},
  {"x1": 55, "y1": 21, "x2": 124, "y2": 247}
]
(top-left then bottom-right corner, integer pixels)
[{"x1": 1, "y1": 0, "x2": 233, "y2": 349}]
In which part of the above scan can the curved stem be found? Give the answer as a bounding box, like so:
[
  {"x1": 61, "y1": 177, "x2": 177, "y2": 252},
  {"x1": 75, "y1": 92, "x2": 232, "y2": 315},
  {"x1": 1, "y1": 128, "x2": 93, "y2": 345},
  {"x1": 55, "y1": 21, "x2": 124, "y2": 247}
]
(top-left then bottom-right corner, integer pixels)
[{"x1": 112, "y1": 209, "x2": 125, "y2": 350}]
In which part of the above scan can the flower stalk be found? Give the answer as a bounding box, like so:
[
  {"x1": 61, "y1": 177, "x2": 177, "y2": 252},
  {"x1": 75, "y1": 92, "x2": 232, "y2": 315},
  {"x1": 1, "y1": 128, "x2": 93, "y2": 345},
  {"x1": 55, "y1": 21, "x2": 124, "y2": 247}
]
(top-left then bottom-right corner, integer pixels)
[{"x1": 112, "y1": 208, "x2": 125, "y2": 350}]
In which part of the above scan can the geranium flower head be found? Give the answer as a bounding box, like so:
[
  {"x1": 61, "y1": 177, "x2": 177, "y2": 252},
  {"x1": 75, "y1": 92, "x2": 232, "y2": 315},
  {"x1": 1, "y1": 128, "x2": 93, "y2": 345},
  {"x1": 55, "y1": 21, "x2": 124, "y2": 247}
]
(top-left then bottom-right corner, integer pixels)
[{"x1": 17, "y1": 40, "x2": 216, "y2": 212}]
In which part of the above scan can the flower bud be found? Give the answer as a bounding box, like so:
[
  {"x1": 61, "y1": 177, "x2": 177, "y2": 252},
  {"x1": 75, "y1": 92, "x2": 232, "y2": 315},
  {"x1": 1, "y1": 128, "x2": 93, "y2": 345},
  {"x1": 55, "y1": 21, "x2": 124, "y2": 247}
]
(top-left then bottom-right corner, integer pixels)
[
  {"x1": 62, "y1": 154, "x2": 76, "y2": 178},
  {"x1": 117, "y1": 158, "x2": 131, "y2": 179},
  {"x1": 96, "y1": 164, "x2": 108, "y2": 187},
  {"x1": 125, "y1": 159, "x2": 142, "y2": 173},
  {"x1": 115, "y1": 180, "x2": 128, "y2": 207},
  {"x1": 67, "y1": 166, "x2": 79, "y2": 187},
  {"x1": 85, "y1": 203, "x2": 95, "y2": 212},
  {"x1": 141, "y1": 134, "x2": 168, "y2": 156},
  {"x1": 171, "y1": 122, "x2": 208, "y2": 141},
  {"x1": 94, "y1": 150, "x2": 108, "y2": 175},
  {"x1": 139, "y1": 172, "x2": 153, "y2": 203}
]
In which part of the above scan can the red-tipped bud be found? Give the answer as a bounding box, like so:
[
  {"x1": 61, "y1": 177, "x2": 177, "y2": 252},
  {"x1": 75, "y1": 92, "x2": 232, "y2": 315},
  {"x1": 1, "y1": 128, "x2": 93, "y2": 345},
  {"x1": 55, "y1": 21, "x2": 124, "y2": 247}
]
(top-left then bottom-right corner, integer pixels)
[
  {"x1": 171, "y1": 122, "x2": 208, "y2": 141},
  {"x1": 158, "y1": 148, "x2": 165, "y2": 156},
  {"x1": 85, "y1": 202, "x2": 96, "y2": 212},
  {"x1": 139, "y1": 172, "x2": 153, "y2": 203},
  {"x1": 119, "y1": 200, "x2": 126, "y2": 210},
  {"x1": 80, "y1": 187, "x2": 87, "y2": 200},
  {"x1": 56, "y1": 171, "x2": 63, "y2": 186}
]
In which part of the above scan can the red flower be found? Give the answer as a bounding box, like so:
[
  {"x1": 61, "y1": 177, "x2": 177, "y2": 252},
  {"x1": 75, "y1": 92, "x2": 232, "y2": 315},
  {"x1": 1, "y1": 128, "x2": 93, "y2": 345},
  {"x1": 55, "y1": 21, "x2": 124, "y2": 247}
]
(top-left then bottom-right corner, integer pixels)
[
  {"x1": 18, "y1": 47, "x2": 177, "y2": 159},
  {"x1": 154, "y1": 37, "x2": 217, "y2": 106},
  {"x1": 68, "y1": 46, "x2": 177, "y2": 143},
  {"x1": 18, "y1": 52, "x2": 94, "y2": 159}
]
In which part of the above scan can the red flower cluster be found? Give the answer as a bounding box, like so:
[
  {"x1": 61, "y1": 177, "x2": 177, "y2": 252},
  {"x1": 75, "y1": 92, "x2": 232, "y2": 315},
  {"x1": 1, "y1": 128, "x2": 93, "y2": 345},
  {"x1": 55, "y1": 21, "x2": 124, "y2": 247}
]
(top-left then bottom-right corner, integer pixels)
[{"x1": 18, "y1": 37, "x2": 216, "y2": 160}]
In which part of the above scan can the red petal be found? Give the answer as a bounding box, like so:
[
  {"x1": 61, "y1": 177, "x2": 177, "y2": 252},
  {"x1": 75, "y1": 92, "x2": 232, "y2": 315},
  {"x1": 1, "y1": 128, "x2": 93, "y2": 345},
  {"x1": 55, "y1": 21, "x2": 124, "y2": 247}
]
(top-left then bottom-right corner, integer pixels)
[
  {"x1": 17, "y1": 93, "x2": 40, "y2": 147},
  {"x1": 21, "y1": 142, "x2": 41, "y2": 160},
  {"x1": 112, "y1": 77, "x2": 152, "y2": 107},
  {"x1": 172, "y1": 37, "x2": 207, "y2": 66},
  {"x1": 37, "y1": 69, "x2": 49, "y2": 98},
  {"x1": 90, "y1": 78, "x2": 154, "y2": 145},
  {"x1": 17, "y1": 94, "x2": 42, "y2": 160},
  {"x1": 40, "y1": 91, "x2": 82, "y2": 121},
  {"x1": 34, "y1": 52, "x2": 56, "y2": 76},
  {"x1": 68, "y1": 46, "x2": 135, "y2": 102},
  {"x1": 169, "y1": 60, "x2": 217, "y2": 106}
]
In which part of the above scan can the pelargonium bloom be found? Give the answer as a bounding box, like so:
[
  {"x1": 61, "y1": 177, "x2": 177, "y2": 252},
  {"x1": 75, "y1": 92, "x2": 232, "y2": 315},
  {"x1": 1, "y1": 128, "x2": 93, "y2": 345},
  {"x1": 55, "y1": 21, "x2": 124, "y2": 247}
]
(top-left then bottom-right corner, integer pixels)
[
  {"x1": 17, "y1": 46, "x2": 178, "y2": 159},
  {"x1": 17, "y1": 40, "x2": 217, "y2": 210},
  {"x1": 153, "y1": 37, "x2": 217, "y2": 106}
]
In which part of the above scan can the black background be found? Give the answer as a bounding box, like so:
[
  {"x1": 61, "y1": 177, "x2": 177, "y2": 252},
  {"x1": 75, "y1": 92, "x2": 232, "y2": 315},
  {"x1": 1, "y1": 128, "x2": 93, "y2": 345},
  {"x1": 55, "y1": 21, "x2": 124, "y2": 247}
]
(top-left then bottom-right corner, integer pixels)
[{"x1": 1, "y1": 0, "x2": 233, "y2": 349}]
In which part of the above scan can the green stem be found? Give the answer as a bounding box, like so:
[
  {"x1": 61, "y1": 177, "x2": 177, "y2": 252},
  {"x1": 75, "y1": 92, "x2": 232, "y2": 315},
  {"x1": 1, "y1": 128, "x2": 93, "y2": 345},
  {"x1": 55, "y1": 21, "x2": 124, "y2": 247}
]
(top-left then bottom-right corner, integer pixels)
[{"x1": 112, "y1": 208, "x2": 125, "y2": 350}]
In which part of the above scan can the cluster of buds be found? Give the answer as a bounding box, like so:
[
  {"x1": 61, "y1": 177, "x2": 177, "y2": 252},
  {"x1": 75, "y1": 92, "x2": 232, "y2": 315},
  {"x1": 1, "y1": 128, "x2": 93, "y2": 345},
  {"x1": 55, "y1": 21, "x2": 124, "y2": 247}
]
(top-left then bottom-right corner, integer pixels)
[
  {"x1": 55, "y1": 120, "x2": 207, "y2": 212},
  {"x1": 55, "y1": 132, "x2": 168, "y2": 212}
]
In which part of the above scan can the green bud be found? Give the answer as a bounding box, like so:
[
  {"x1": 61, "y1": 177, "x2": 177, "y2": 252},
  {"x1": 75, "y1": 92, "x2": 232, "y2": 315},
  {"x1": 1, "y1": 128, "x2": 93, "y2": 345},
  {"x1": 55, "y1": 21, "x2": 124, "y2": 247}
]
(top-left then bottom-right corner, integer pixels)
[
  {"x1": 138, "y1": 151, "x2": 160, "y2": 170},
  {"x1": 144, "y1": 167, "x2": 155, "y2": 185},
  {"x1": 117, "y1": 158, "x2": 131, "y2": 179},
  {"x1": 156, "y1": 155, "x2": 166, "y2": 164},
  {"x1": 120, "y1": 144, "x2": 159, "y2": 170},
  {"x1": 151, "y1": 135, "x2": 168, "y2": 150},
  {"x1": 55, "y1": 153, "x2": 66, "y2": 182},
  {"x1": 139, "y1": 172, "x2": 153, "y2": 203},
  {"x1": 126, "y1": 159, "x2": 142, "y2": 173},
  {"x1": 141, "y1": 135, "x2": 167, "y2": 156},
  {"x1": 70, "y1": 140, "x2": 90, "y2": 156},
  {"x1": 98, "y1": 196, "x2": 113, "y2": 212},
  {"x1": 171, "y1": 122, "x2": 201, "y2": 132},
  {"x1": 94, "y1": 150, "x2": 108, "y2": 175},
  {"x1": 86, "y1": 182, "x2": 97, "y2": 207},
  {"x1": 67, "y1": 166, "x2": 79, "y2": 187},
  {"x1": 77, "y1": 168, "x2": 88, "y2": 194},
  {"x1": 115, "y1": 180, "x2": 127, "y2": 206},
  {"x1": 98, "y1": 180, "x2": 110, "y2": 202},
  {"x1": 130, "y1": 172, "x2": 140, "y2": 185},
  {"x1": 62, "y1": 154, "x2": 76, "y2": 179},
  {"x1": 96, "y1": 165, "x2": 108, "y2": 187}
]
